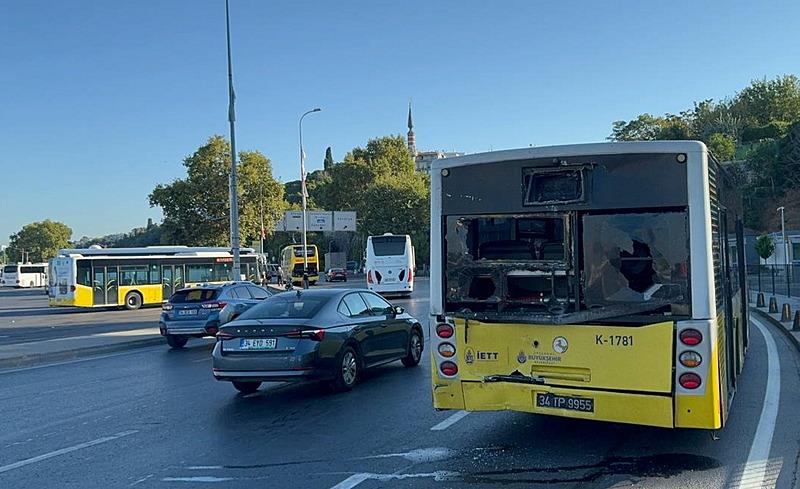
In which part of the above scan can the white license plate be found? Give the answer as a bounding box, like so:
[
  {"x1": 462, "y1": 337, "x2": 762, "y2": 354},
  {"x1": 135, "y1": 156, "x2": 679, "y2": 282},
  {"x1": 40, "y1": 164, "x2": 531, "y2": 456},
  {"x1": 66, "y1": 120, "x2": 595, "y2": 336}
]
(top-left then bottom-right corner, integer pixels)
[
  {"x1": 177, "y1": 309, "x2": 198, "y2": 316},
  {"x1": 239, "y1": 338, "x2": 277, "y2": 350}
]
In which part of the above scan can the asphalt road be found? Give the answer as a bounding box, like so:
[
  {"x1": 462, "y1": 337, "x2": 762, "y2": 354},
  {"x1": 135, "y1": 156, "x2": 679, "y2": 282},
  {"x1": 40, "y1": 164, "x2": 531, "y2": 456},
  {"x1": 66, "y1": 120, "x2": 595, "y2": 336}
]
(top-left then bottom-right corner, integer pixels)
[
  {"x1": 1, "y1": 278, "x2": 799, "y2": 488},
  {"x1": 0, "y1": 287, "x2": 162, "y2": 345}
]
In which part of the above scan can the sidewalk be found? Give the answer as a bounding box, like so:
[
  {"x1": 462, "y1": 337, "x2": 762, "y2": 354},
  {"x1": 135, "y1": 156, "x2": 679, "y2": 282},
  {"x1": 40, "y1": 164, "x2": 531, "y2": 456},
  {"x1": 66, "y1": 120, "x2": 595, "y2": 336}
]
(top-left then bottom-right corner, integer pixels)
[
  {"x1": 0, "y1": 327, "x2": 166, "y2": 370},
  {"x1": 749, "y1": 290, "x2": 800, "y2": 348}
]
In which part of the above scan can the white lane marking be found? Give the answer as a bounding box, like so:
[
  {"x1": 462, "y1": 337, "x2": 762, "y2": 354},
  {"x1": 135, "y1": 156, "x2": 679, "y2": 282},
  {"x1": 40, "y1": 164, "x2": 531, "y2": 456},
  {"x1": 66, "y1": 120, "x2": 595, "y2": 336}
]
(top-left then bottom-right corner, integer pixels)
[
  {"x1": 363, "y1": 447, "x2": 455, "y2": 463},
  {"x1": 330, "y1": 471, "x2": 459, "y2": 488},
  {"x1": 430, "y1": 410, "x2": 469, "y2": 431},
  {"x1": 735, "y1": 318, "x2": 781, "y2": 489},
  {"x1": 187, "y1": 466, "x2": 224, "y2": 470},
  {"x1": 329, "y1": 473, "x2": 372, "y2": 489},
  {"x1": 131, "y1": 473, "x2": 154, "y2": 486},
  {"x1": 162, "y1": 476, "x2": 234, "y2": 482},
  {"x1": 0, "y1": 348, "x2": 157, "y2": 375},
  {"x1": 192, "y1": 357, "x2": 210, "y2": 363},
  {"x1": 0, "y1": 430, "x2": 137, "y2": 474}
]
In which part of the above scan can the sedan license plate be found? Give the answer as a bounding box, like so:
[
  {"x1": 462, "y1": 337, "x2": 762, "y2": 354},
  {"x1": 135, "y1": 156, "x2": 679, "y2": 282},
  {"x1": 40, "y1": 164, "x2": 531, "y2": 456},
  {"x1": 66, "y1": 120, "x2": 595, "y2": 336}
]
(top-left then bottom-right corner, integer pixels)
[
  {"x1": 536, "y1": 393, "x2": 594, "y2": 413},
  {"x1": 239, "y1": 338, "x2": 277, "y2": 350},
  {"x1": 177, "y1": 309, "x2": 198, "y2": 316}
]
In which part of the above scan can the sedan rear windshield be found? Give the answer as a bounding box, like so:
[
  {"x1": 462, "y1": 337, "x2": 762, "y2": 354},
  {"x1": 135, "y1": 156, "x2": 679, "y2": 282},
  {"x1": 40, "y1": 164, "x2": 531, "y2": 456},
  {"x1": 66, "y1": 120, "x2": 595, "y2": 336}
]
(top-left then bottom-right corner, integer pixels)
[
  {"x1": 170, "y1": 288, "x2": 220, "y2": 303},
  {"x1": 239, "y1": 295, "x2": 327, "y2": 319}
]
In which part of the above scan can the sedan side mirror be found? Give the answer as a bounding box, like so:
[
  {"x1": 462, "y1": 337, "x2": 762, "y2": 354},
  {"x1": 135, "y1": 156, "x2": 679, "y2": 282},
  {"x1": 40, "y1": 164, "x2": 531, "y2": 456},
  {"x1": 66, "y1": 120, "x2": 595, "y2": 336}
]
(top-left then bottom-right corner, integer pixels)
[{"x1": 393, "y1": 306, "x2": 404, "y2": 315}]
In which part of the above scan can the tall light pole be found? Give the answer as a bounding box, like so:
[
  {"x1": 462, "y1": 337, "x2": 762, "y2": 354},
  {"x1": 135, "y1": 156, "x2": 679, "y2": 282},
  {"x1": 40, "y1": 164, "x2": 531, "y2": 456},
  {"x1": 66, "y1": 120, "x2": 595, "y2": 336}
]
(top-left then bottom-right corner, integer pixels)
[
  {"x1": 299, "y1": 108, "x2": 321, "y2": 288},
  {"x1": 225, "y1": 0, "x2": 241, "y2": 279}
]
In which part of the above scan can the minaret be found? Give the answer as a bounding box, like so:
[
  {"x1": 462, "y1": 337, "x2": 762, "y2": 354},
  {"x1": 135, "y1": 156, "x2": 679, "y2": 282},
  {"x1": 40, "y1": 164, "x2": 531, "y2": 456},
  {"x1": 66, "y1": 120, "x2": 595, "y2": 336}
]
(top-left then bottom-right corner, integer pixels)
[{"x1": 407, "y1": 101, "x2": 417, "y2": 156}]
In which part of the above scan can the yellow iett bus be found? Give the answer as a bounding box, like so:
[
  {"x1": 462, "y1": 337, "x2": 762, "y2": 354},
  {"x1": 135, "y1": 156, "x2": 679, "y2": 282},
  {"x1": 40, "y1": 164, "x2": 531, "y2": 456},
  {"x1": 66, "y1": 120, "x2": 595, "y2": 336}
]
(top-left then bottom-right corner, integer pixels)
[
  {"x1": 429, "y1": 141, "x2": 747, "y2": 429},
  {"x1": 49, "y1": 247, "x2": 260, "y2": 310},
  {"x1": 280, "y1": 244, "x2": 320, "y2": 285}
]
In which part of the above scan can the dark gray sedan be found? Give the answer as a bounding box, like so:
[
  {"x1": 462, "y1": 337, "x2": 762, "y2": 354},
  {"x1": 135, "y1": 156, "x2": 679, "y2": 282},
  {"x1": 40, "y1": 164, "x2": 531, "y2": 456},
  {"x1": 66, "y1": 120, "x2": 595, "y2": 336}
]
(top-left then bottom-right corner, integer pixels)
[{"x1": 211, "y1": 288, "x2": 423, "y2": 394}]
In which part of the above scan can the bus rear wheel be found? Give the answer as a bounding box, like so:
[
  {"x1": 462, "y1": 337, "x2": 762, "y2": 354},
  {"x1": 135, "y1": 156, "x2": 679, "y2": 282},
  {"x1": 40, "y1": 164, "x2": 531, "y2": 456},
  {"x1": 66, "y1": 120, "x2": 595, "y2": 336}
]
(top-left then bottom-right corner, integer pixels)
[{"x1": 124, "y1": 291, "x2": 143, "y2": 310}]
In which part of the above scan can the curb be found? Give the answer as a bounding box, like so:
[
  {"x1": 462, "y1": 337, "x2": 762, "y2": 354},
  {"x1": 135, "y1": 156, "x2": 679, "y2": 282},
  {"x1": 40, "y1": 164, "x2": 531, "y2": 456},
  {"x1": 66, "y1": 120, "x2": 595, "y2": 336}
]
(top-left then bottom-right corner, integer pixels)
[
  {"x1": 751, "y1": 307, "x2": 800, "y2": 352},
  {"x1": 0, "y1": 336, "x2": 213, "y2": 371}
]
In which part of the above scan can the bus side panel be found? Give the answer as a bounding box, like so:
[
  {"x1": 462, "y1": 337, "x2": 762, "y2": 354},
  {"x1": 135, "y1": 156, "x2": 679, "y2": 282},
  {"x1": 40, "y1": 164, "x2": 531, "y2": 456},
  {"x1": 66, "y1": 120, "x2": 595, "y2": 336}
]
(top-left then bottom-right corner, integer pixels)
[
  {"x1": 674, "y1": 317, "x2": 724, "y2": 429},
  {"x1": 75, "y1": 284, "x2": 93, "y2": 306},
  {"x1": 117, "y1": 285, "x2": 162, "y2": 305}
]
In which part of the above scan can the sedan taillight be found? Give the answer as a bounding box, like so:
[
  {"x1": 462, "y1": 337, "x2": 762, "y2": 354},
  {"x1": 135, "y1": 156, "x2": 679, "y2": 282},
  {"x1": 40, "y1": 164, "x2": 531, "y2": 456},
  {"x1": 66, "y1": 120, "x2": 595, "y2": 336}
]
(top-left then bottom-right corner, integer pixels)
[
  {"x1": 162, "y1": 303, "x2": 174, "y2": 311},
  {"x1": 284, "y1": 329, "x2": 326, "y2": 341},
  {"x1": 201, "y1": 301, "x2": 227, "y2": 309},
  {"x1": 216, "y1": 331, "x2": 234, "y2": 341}
]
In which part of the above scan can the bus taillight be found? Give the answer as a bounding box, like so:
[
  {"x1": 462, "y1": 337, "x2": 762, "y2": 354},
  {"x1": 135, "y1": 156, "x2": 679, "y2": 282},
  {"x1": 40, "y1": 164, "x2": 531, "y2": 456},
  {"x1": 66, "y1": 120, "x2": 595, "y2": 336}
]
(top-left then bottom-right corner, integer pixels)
[
  {"x1": 408, "y1": 268, "x2": 413, "y2": 282},
  {"x1": 679, "y1": 329, "x2": 703, "y2": 346},
  {"x1": 438, "y1": 342, "x2": 456, "y2": 358},
  {"x1": 367, "y1": 271, "x2": 373, "y2": 284},
  {"x1": 436, "y1": 323, "x2": 454, "y2": 339},
  {"x1": 679, "y1": 351, "x2": 702, "y2": 368},
  {"x1": 440, "y1": 361, "x2": 458, "y2": 376},
  {"x1": 70, "y1": 285, "x2": 76, "y2": 292},
  {"x1": 679, "y1": 373, "x2": 702, "y2": 389}
]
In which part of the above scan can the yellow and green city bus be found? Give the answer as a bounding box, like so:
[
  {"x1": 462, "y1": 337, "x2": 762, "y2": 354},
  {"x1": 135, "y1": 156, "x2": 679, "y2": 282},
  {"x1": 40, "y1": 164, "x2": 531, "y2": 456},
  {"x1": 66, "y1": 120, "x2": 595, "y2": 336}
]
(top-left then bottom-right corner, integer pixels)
[
  {"x1": 49, "y1": 247, "x2": 260, "y2": 310},
  {"x1": 429, "y1": 141, "x2": 748, "y2": 429},
  {"x1": 280, "y1": 244, "x2": 320, "y2": 285}
]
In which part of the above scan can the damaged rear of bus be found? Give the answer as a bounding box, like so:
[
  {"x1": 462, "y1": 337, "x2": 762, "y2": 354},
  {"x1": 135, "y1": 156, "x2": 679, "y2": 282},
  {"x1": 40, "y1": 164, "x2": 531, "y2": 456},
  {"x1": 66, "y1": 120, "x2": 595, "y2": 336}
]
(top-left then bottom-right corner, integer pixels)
[{"x1": 429, "y1": 141, "x2": 747, "y2": 429}]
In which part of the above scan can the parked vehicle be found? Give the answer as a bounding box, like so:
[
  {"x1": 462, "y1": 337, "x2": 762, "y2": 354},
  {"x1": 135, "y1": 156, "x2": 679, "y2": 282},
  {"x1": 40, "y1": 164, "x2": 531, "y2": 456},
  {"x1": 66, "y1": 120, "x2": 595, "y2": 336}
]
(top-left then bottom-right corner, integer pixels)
[
  {"x1": 326, "y1": 268, "x2": 347, "y2": 282},
  {"x1": 159, "y1": 282, "x2": 273, "y2": 349},
  {"x1": 212, "y1": 288, "x2": 424, "y2": 394}
]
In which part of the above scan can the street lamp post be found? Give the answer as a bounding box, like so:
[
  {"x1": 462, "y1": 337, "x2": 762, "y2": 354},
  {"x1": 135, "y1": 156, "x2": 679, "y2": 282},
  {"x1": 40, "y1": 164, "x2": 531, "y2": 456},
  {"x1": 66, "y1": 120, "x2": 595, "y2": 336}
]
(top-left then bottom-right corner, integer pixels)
[
  {"x1": 778, "y1": 206, "x2": 790, "y2": 296},
  {"x1": 299, "y1": 108, "x2": 321, "y2": 289},
  {"x1": 224, "y1": 0, "x2": 242, "y2": 279}
]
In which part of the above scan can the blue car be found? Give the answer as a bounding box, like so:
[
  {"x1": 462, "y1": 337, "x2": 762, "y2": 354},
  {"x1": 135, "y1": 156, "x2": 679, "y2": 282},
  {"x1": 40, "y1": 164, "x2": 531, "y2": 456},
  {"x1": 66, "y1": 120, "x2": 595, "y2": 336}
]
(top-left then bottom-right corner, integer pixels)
[{"x1": 159, "y1": 282, "x2": 273, "y2": 349}]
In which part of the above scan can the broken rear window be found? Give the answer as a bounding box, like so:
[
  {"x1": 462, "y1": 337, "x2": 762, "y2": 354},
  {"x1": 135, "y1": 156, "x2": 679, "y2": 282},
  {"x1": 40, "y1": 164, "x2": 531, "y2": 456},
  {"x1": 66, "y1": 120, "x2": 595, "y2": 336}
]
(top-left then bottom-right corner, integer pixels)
[{"x1": 582, "y1": 212, "x2": 690, "y2": 314}]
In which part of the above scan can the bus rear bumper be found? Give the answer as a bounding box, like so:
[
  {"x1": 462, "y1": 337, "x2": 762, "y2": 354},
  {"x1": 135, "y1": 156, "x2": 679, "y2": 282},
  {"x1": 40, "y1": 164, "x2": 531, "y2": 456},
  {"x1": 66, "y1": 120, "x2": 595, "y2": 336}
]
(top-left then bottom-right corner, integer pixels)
[{"x1": 457, "y1": 381, "x2": 675, "y2": 428}]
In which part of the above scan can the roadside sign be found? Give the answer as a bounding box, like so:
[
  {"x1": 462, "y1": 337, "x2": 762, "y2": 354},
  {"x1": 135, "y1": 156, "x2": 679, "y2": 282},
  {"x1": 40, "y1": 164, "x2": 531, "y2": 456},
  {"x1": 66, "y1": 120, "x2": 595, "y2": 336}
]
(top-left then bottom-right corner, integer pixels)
[
  {"x1": 284, "y1": 211, "x2": 304, "y2": 231},
  {"x1": 307, "y1": 211, "x2": 333, "y2": 232},
  {"x1": 278, "y1": 210, "x2": 356, "y2": 232},
  {"x1": 334, "y1": 211, "x2": 357, "y2": 231}
]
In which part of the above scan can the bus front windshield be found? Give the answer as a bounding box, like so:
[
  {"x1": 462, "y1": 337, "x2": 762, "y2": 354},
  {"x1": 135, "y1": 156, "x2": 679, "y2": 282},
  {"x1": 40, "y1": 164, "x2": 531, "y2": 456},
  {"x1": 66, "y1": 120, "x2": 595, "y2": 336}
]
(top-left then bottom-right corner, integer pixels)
[{"x1": 444, "y1": 211, "x2": 690, "y2": 322}]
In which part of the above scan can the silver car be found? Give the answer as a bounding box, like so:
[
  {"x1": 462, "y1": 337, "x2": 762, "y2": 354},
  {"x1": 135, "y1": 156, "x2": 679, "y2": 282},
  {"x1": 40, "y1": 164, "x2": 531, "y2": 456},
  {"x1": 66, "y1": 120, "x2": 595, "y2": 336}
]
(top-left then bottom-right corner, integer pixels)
[{"x1": 211, "y1": 288, "x2": 423, "y2": 394}]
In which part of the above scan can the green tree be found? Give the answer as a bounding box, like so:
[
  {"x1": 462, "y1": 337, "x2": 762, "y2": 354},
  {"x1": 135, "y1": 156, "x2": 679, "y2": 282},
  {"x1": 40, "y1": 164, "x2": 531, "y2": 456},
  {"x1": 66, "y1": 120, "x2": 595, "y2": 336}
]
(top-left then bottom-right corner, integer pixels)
[
  {"x1": 361, "y1": 173, "x2": 431, "y2": 267},
  {"x1": 608, "y1": 114, "x2": 667, "y2": 141},
  {"x1": 755, "y1": 234, "x2": 775, "y2": 261},
  {"x1": 149, "y1": 135, "x2": 284, "y2": 246},
  {"x1": 707, "y1": 133, "x2": 736, "y2": 161},
  {"x1": 7, "y1": 220, "x2": 72, "y2": 262},
  {"x1": 323, "y1": 146, "x2": 334, "y2": 172},
  {"x1": 731, "y1": 75, "x2": 800, "y2": 128}
]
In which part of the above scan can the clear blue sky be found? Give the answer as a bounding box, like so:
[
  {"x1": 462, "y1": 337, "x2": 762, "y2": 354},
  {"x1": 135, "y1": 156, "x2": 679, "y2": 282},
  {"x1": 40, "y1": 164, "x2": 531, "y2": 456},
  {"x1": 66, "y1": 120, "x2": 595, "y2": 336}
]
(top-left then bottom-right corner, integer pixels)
[{"x1": 1, "y1": 0, "x2": 798, "y2": 242}]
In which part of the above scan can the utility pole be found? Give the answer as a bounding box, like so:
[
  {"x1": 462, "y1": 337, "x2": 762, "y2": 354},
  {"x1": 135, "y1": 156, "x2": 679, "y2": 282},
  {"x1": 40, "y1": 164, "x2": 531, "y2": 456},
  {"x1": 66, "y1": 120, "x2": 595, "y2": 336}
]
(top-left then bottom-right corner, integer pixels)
[
  {"x1": 299, "y1": 108, "x2": 321, "y2": 288},
  {"x1": 225, "y1": 0, "x2": 241, "y2": 279}
]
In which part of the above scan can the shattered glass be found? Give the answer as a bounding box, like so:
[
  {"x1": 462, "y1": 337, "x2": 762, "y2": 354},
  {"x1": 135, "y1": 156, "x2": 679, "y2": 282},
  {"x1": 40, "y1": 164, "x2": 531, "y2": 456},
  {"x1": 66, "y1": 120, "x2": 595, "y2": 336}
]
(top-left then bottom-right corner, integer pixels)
[{"x1": 582, "y1": 212, "x2": 689, "y2": 311}]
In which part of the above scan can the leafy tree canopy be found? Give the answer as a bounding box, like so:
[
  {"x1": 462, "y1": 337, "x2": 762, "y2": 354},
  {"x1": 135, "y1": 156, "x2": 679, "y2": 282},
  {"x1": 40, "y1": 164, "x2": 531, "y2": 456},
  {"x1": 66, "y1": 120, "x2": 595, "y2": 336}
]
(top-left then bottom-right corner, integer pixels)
[
  {"x1": 7, "y1": 220, "x2": 72, "y2": 263},
  {"x1": 149, "y1": 135, "x2": 284, "y2": 247}
]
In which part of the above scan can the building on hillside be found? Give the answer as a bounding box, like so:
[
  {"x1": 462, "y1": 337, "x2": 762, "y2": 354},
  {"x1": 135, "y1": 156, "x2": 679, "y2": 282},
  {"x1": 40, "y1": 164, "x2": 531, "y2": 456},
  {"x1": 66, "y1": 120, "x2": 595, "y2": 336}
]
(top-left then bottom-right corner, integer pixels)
[{"x1": 406, "y1": 102, "x2": 463, "y2": 174}]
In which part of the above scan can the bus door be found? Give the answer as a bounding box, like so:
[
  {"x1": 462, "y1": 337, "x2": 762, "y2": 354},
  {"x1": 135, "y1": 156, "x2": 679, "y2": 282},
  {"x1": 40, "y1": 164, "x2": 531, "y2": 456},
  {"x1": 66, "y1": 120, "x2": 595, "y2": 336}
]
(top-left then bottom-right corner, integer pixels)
[
  {"x1": 92, "y1": 266, "x2": 119, "y2": 305},
  {"x1": 161, "y1": 265, "x2": 185, "y2": 299}
]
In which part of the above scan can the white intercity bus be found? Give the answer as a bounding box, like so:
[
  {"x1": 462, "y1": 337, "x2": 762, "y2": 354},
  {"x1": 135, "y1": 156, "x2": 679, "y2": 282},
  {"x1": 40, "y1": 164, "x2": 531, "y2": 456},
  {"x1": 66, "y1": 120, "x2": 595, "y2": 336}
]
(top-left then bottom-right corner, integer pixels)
[
  {"x1": 2, "y1": 263, "x2": 48, "y2": 288},
  {"x1": 365, "y1": 234, "x2": 415, "y2": 296}
]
